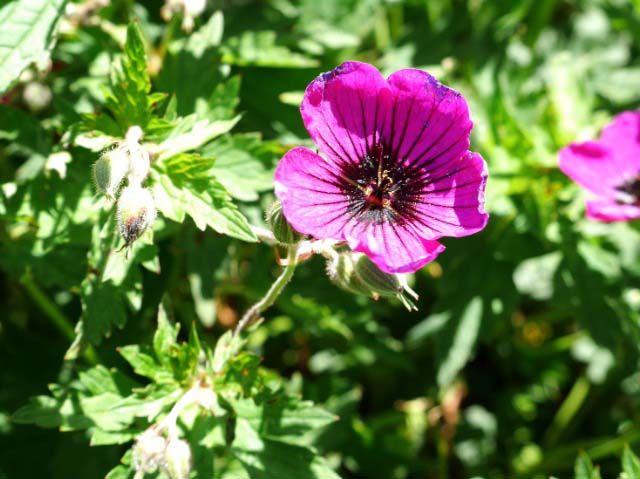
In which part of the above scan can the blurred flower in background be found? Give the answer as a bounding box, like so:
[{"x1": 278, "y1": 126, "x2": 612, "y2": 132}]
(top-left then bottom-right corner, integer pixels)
[{"x1": 559, "y1": 111, "x2": 640, "y2": 222}]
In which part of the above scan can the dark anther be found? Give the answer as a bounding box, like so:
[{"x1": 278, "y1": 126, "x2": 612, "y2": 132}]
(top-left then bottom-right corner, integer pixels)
[
  {"x1": 336, "y1": 140, "x2": 425, "y2": 225},
  {"x1": 616, "y1": 176, "x2": 640, "y2": 205}
]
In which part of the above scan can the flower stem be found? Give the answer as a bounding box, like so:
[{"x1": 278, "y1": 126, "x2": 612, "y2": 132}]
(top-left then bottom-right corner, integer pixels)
[
  {"x1": 20, "y1": 272, "x2": 99, "y2": 365},
  {"x1": 543, "y1": 373, "x2": 591, "y2": 447},
  {"x1": 234, "y1": 246, "x2": 299, "y2": 337}
]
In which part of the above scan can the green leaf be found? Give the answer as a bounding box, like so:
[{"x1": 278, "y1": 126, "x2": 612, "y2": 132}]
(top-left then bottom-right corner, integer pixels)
[
  {"x1": 221, "y1": 352, "x2": 262, "y2": 396},
  {"x1": 204, "y1": 134, "x2": 278, "y2": 202},
  {"x1": 0, "y1": 104, "x2": 51, "y2": 162},
  {"x1": 81, "y1": 279, "x2": 127, "y2": 344},
  {"x1": 513, "y1": 251, "x2": 562, "y2": 301},
  {"x1": 221, "y1": 31, "x2": 318, "y2": 68},
  {"x1": 151, "y1": 163, "x2": 256, "y2": 242},
  {"x1": 119, "y1": 344, "x2": 163, "y2": 381},
  {"x1": 230, "y1": 397, "x2": 337, "y2": 443},
  {"x1": 12, "y1": 391, "x2": 92, "y2": 430},
  {"x1": 436, "y1": 296, "x2": 483, "y2": 387},
  {"x1": 105, "y1": 464, "x2": 134, "y2": 479},
  {"x1": 574, "y1": 452, "x2": 601, "y2": 479},
  {"x1": 156, "y1": 11, "x2": 226, "y2": 117},
  {"x1": 103, "y1": 22, "x2": 157, "y2": 132},
  {"x1": 79, "y1": 393, "x2": 144, "y2": 431},
  {"x1": 211, "y1": 330, "x2": 246, "y2": 373},
  {"x1": 0, "y1": 0, "x2": 66, "y2": 94},
  {"x1": 78, "y1": 365, "x2": 139, "y2": 396},
  {"x1": 75, "y1": 210, "x2": 155, "y2": 348},
  {"x1": 232, "y1": 419, "x2": 342, "y2": 479},
  {"x1": 622, "y1": 446, "x2": 640, "y2": 479},
  {"x1": 186, "y1": 231, "x2": 230, "y2": 327},
  {"x1": 155, "y1": 116, "x2": 240, "y2": 161},
  {"x1": 90, "y1": 428, "x2": 138, "y2": 446},
  {"x1": 153, "y1": 303, "x2": 180, "y2": 361}
]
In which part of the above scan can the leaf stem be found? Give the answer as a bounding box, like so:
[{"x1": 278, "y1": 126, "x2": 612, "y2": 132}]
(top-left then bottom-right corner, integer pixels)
[{"x1": 234, "y1": 246, "x2": 299, "y2": 337}]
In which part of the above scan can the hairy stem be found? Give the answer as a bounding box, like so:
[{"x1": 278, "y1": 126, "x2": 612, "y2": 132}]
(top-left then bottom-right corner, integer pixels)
[{"x1": 234, "y1": 246, "x2": 299, "y2": 337}]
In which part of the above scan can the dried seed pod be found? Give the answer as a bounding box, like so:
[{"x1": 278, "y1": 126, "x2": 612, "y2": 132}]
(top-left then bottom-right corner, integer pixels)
[
  {"x1": 117, "y1": 185, "x2": 156, "y2": 247},
  {"x1": 93, "y1": 148, "x2": 130, "y2": 199}
]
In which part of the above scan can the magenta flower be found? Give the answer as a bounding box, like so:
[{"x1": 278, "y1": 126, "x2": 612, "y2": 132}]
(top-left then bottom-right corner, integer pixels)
[
  {"x1": 559, "y1": 111, "x2": 640, "y2": 222},
  {"x1": 274, "y1": 62, "x2": 489, "y2": 273}
]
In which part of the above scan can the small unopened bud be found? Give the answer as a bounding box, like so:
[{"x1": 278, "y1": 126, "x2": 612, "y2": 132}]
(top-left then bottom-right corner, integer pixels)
[
  {"x1": 266, "y1": 200, "x2": 304, "y2": 245},
  {"x1": 22, "y1": 82, "x2": 52, "y2": 112},
  {"x1": 125, "y1": 126, "x2": 150, "y2": 184},
  {"x1": 132, "y1": 430, "x2": 166, "y2": 474},
  {"x1": 164, "y1": 438, "x2": 191, "y2": 479},
  {"x1": 326, "y1": 253, "x2": 370, "y2": 296},
  {"x1": 327, "y1": 252, "x2": 418, "y2": 311},
  {"x1": 127, "y1": 143, "x2": 150, "y2": 184},
  {"x1": 353, "y1": 255, "x2": 403, "y2": 297},
  {"x1": 117, "y1": 185, "x2": 156, "y2": 247},
  {"x1": 93, "y1": 149, "x2": 130, "y2": 199}
]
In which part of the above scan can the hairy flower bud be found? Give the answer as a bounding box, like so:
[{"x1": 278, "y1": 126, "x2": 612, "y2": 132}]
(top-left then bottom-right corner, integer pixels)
[
  {"x1": 164, "y1": 438, "x2": 192, "y2": 479},
  {"x1": 93, "y1": 149, "x2": 130, "y2": 199},
  {"x1": 132, "y1": 430, "x2": 166, "y2": 474},
  {"x1": 353, "y1": 255, "x2": 403, "y2": 297},
  {"x1": 266, "y1": 200, "x2": 304, "y2": 245},
  {"x1": 22, "y1": 81, "x2": 52, "y2": 112},
  {"x1": 117, "y1": 185, "x2": 156, "y2": 247},
  {"x1": 124, "y1": 126, "x2": 151, "y2": 185},
  {"x1": 326, "y1": 252, "x2": 370, "y2": 296},
  {"x1": 327, "y1": 252, "x2": 418, "y2": 310}
]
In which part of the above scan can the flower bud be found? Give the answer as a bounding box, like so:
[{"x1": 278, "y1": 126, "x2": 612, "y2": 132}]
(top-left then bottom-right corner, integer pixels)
[
  {"x1": 127, "y1": 144, "x2": 151, "y2": 185},
  {"x1": 326, "y1": 252, "x2": 370, "y2": 297},
  {"x1": 93, "y1": 149, "x2": 130, "y2": 199},
  {"x1": 353, "y1": 255, "x2": 403, "y2": 297},
  {"x1": 117, "y1": 185, "x2": 156, "y2": 247},
  {"x1": 22, "y1": 81, "x2": 52, "y2": 112},
  {"x1": 132, "y1": 430, "x2": 166, "y2": 474},
  {"x1": 266, "y1": 200, "x2": 304, "y2": 245},
  {"x1": 327, "y1": 252, "x2": 418, "y2": 311},
  {"x1": 164, "y1": 438, "x2": 191, "y2": 479},
  {"x1": 124, "y1": 126, "x2": 150, "y2": 184}
]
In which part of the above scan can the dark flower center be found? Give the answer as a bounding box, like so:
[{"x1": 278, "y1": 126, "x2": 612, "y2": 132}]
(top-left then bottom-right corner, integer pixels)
[
  {"x1": 616, "y1": 176, "x2": 640, "y2": 205},
  {"x1": 338, "y1": 141, "x2": 424, "y2": 225}
]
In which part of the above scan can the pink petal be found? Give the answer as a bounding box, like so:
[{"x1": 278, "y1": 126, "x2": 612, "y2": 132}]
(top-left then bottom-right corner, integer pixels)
[
  {"x1": 301, "y1": 61, "x2": 393, "y2": 168},
  {"x1": 409, "y1": 151, "x2": 489, "y2": 239},
  {"x1": 599, "y1": 111, "x2": 640, "y2": 177},
  {"x1": 386, "y1": 69, "x2": 472, "y2": 172},
  {"x1": 558, "y1": 141, "x2": 621, "y2": 197},
  {"x1": 586, "y1": 199, "x2": 640, "y2": 222},
  {"x1": 343, "y1": 220, "x2": 446, "y2": 274},
  {"x1": 274, "y1": 147, "x2": 350, "y2": 239}
]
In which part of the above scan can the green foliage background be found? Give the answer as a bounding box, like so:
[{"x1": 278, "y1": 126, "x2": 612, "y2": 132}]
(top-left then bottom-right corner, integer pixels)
[{"x1": 2, "y1": 0, "x2": 640, "y2": 478}]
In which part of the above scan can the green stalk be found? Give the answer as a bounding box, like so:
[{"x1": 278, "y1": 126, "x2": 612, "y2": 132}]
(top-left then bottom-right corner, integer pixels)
[
  {"x1": 21, "y1": 272, "x2": 75, "y2": 340},
  {"x1": 535, "y1": 428, "x2": 640, "y2": 473},
  {"x1": 234, "y1": 246, "x2": 299, "y2": 337},
  {"x1": 543, "y1": 374, "x2": 591, "y2": 447},
  {"x1": 21, "y1": 272, "x2": 98, "y2": 365}
]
